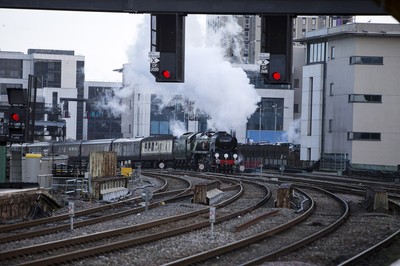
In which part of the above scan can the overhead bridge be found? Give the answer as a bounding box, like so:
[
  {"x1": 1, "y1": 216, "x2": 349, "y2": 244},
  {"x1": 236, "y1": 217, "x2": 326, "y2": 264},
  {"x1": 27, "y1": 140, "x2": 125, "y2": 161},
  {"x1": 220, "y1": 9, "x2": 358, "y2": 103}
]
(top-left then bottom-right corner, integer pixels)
[{"x1": 0, "y1": 0, "x2": 391, "y2": 16}]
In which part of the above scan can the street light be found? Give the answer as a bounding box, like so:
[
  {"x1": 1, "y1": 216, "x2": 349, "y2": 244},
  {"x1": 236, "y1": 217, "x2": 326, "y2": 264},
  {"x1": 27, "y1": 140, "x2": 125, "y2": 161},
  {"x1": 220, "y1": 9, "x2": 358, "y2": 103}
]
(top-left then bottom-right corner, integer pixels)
[
  {"x1": 272, "y1": 104, "x2": 288, "y2": 143},
  {"x1": 258, "y1": 104, "x2": 263, "y2": 143}
]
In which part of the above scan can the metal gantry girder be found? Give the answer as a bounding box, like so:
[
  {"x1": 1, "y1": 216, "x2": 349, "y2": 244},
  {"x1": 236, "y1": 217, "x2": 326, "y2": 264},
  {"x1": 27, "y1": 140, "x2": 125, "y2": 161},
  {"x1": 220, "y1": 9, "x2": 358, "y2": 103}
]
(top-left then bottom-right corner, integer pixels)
[{"x1": 0, "y1": 0, "x2": 389, "y2": 15}]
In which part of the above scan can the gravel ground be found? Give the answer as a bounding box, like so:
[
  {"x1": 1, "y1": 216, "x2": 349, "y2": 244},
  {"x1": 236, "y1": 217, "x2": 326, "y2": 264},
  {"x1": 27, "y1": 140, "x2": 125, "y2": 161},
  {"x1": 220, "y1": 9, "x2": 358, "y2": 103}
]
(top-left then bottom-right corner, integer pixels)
[{"x1": 4, "y1": 176, "x2": 400, "y2": 266}]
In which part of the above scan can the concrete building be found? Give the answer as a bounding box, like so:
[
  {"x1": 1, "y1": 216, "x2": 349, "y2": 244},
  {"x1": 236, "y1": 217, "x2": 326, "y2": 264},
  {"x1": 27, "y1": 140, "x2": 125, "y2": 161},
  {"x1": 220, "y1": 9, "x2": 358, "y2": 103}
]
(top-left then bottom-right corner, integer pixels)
[
  {"x1": 0, "y1": 49, "x2": 85, "y2": 140},
  {"x1": 83, "y1": 81, "x2": 123, "y2": 140},
  {"x1": 298, "y1": 23, "x2": 400, "y2": 170}
]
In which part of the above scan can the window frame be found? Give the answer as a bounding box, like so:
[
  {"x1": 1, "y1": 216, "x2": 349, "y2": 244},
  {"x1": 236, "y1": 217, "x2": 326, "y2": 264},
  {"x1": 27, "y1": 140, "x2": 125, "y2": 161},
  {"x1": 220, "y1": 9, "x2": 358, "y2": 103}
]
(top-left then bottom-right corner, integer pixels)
[
  {"x1": 348, "y1": 94, "x2": 382, "y2": 103},
  {"x1": 348, "y1": 132, "x2": 381, "y2": 141},
  {"x1": 349, "y1": 56, "x2": 383, "y2": 65}
]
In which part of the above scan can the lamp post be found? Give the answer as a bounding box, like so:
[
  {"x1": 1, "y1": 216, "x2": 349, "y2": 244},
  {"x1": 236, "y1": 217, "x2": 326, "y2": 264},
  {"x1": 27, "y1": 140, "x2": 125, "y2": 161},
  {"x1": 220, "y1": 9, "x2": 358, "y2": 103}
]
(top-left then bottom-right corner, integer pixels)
[
  {"x1": 272, "y1": 104, "x2": 288, "y2": 143},
  {"x1": 272, "y1": 104, "x2": 277, "y2": 144}
]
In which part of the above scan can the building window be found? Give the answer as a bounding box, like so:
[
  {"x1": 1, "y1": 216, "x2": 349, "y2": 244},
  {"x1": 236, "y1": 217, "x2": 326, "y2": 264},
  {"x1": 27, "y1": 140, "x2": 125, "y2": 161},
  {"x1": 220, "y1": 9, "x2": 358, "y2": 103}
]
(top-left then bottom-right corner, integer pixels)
[
  {"x1": 293, "y1": 78, "x2": 300, "y2": 88},
  {"x1": 0, "y1": 59, "x2": 23, "y2": 79},
  {"x1": 348, "y1": 94, "x2": 382, "y2": 103},
  {"x1": 246, "y1": 98, "x2": 285, "y2": 131},
  {"x1": 302, "y1": 18, "x2": 306, "y2": 25},
  {"x1": 349, "y1": 56, "x2": 383, "y2": 65},
  {"x1": 348, "y1": 132, "x2": 381, "y2": 141},
  {"x1": 329, "y1": 83, "x2": 334, "y2": 96},
  {"x1": 0, "y1": 83, "x2": 22, "y2": 96},
  {"x1": 308, "y1": 42, "x2": 326, "y2": 64},
  {"x1": 328, "y1": 119, "x2": 333, "y2": 133},
  {"x1": 34, "y1": 60, "x2": 62, "y2": 88},
  {"x1": 294, "y1": 104, "x2": 299, "y2": 114},
  {"x1": 330, "y1": 46, "x2": 335, "y2": 59}
]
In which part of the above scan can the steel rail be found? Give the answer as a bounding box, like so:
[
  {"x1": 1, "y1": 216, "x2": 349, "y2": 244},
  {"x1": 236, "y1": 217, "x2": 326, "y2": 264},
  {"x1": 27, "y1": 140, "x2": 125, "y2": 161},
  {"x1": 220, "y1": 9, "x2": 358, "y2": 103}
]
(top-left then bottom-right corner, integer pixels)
[
  {"x1": 0, "y1": 174, "x2": 174, "y2": 233},
  {"x1": 0, "y1": 192, "x2": 191, "y2": 244},
  {"x1": 242, "y1": 186, "x2": 350, "y2": 265},
  {"x1": 4, "y1": 178, "x2": 269, "y2": 265},
  {"x1": 337, "y1": 200, "x2": 400, "y2": 265},
  {"x1": 163, "y1": 187, "x2": 315, "y2": 266}
]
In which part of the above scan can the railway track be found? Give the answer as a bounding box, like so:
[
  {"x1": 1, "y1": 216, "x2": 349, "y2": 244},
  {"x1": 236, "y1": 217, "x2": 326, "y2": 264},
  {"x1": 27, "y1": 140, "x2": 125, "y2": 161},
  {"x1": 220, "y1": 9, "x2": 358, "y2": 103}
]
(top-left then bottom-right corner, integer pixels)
[
  {"x1": 1, "y1": 170, "x2": 399, "y2": 265},
  {"x1": 0, "y1": 174, "x2": 191, "y2": 243},
  {"x1": 338, "y1": 199, "x2": 400, "y2": 265},
  {"x1": 0, "y1": 174, "x2": 271, "y2": 265},
  {"x1": 164, "y1": 186, "x2": 348, "y2": 265},
  {"x1": 240, "y1": 171, "x2": 400, "y2": 265}
]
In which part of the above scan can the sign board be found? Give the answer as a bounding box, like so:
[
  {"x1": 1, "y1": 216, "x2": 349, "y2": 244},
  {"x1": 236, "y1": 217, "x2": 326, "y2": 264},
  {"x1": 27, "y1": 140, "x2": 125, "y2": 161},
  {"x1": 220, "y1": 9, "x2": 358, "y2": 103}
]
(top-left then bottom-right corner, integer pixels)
[
  {"x1": 260, "y1": 65, "x2": 268, "y2": 74},
  {"x1": 68, "y1": 201, "x2": 75, "y2": 217},
  {"x1": 159, "y1": 162, "x2": 165, "y2": 169},
  {"x1": 150, "y1": 63, "x2": 159, "y2": 72},
  {"x1": 259, "y1": 52, "x2": 270, "y2": 61},
  {"x1": 149, "y1": 57, "x2": 160, "y2": 63},
  {"x1": 141, "y1": 188, "x2": 153, "y2": 201},
  {"x1": 148, "y1": 51, "x2": 160, "y2": 58},
  {"x1": 149, "y1": 51, "x2": 160, "y2": 73},
  {"x1": 239, "y1": 165, "x2": 245, "y2": 172},
  {"x1": 199, "y1": 163, "x2": 204, "y2": 170},
  {"x1": 258, "y1": 53, "x2": 270, "y2": 72},
  {"x1": 209, "y1": 206, "x2": 216, "y2": 223}
]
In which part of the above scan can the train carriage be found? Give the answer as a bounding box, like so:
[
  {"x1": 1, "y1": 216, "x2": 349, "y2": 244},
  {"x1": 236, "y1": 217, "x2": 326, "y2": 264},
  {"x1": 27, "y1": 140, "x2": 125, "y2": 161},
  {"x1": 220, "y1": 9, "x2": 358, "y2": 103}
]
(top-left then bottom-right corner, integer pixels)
[
  {"x1": 26, "y1": 142, "x2": 52, "y2": 156},
  {"x1": 80, "y1": 139, "x2": 114, "y2": 158},
  {"x1": 111, "y1": 138, "x2": 143, "y2": 164},
  {"x1": 140, "y1": 135, "x2": 175, "y2": 168},
  {"x1": 53, "y1": 140, "x2": 82, "y2": 159}
]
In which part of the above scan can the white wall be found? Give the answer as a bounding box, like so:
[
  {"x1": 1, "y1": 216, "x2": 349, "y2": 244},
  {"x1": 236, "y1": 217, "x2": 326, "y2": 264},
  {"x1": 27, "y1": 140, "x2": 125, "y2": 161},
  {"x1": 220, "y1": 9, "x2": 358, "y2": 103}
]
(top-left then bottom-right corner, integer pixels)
[{"x1": 300, "y1": 64, "x2": 324, "y2": 161}]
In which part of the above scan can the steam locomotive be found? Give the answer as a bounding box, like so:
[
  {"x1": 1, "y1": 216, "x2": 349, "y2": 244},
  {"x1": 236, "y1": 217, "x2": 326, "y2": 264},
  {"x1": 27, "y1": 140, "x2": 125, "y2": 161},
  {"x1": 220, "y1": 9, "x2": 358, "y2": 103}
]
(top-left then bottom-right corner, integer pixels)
[{"x1": 9, "y1": 131, "x2": 239, "y2": 173}]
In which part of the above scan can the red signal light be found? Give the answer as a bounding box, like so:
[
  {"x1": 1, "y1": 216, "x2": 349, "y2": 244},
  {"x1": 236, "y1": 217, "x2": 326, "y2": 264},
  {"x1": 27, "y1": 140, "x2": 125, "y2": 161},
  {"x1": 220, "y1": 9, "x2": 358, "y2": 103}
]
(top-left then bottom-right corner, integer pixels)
[
  {"x1": 272, "y1": 72, "x2": 281, "y2": 81},
  {"x1": 162, "y1": 70, "x2": 171, "y2": 79},
  {"x1": 11, "y1": 113, "x2": 21, "y2": 122}
]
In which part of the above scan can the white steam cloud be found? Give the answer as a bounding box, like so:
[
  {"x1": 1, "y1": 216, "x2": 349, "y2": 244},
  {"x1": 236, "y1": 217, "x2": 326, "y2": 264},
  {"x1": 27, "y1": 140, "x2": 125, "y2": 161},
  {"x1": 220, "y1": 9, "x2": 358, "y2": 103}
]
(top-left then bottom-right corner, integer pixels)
[
  {"x1": 282, "y1": 119, "x2": 301, "y2": 144},
  {"x1": 115, "y1": 15, "x2": 260, "y2": 136}
]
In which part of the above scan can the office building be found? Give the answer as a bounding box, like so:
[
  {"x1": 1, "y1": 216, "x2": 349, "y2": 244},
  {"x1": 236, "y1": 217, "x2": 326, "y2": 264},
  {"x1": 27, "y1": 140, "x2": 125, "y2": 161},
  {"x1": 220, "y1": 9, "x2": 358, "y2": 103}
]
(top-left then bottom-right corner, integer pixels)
[
  {"x1": 297, "y1": 23, "x2": 400, "y2": 170},
  {"x1": 84, "y1": 81, "x2": 123, "y2": 140},
  {"x1": 0, "y1": 49, "x2": 85, "y2": 140}
]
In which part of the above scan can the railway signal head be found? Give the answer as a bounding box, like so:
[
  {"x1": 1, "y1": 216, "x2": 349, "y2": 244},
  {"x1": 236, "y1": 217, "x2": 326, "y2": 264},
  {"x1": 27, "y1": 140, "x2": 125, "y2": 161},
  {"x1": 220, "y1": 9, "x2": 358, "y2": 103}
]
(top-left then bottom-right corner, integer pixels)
[
  {"x1": 161, "y1": 69, "x2": 171, "y2": 79},
  {"x1": 8, "y1": 106, "x2": 26, "y2": 142},
  {"x1": 271, "y1": 71, "x2": 281, "y2": 81},
  {"x1": 9, "y1": 107, "x2": 25, "y2": 124},
  {"x1": 266, "y1": 54, "x2": 288, "y2": 84}
]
